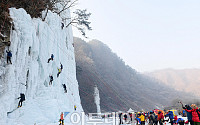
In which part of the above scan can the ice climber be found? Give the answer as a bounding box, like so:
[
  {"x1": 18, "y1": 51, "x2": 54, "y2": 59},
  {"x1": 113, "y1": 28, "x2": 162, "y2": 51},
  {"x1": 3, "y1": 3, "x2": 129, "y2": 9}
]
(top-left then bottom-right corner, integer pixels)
[
  {"x1": 59, "y1": 112, "x2": 64, "y2": 125},
  {"x1": 61, "y1": 23, "x2": 64, "y2": 29},
  {"x1": 49, "y1": 75, "x2": 53, "y2": 85},
  {"x1": 17, "y1": 93, "x2": 25, "y2": 107},
  {"x1": 74, "y1": 105, "x2": 77, "y2": 111},
  {"x1": 62, "y1": 84, "x2": 67, "y2": 93},
  {"x1": 57, "y1": 68, "x2": 61, "y2": 77},
  {"x1": 6, "y1": 50, "x2": 12, "y2": 64},
  {"x1": 60, "y1": 63, "x2": 63, "y2": 70},
  {"x1": 47, "y1": 54, "x2": 54, "y2": 63}
]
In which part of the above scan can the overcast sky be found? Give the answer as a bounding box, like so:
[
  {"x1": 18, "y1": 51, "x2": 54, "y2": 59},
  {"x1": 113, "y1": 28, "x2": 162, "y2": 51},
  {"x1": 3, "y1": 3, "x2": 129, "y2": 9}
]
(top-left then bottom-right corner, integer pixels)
[{"x1": 72, "y1": 0, "x2": 200, "y2": 72}]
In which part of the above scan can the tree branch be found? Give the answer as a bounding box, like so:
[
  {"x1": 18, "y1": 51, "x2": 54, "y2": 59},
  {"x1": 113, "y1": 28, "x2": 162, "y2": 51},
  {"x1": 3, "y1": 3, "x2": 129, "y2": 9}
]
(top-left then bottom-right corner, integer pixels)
[
  {"x1": 57, "y1": 0, "x2": 78, "y2": 15},
  {"x1": 66, "y1": 21, "x2": 79, "y2": 28}
]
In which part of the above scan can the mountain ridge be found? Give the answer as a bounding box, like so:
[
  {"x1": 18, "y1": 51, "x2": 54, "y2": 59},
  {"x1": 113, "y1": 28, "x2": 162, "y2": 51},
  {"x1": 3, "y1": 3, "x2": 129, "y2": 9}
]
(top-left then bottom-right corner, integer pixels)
[
  {"x1": 74, "y1": 37, "x2": 195, "y2": 113},
  {"x1": 145, "y1": 68, "x2": 200, "y2": 96}
]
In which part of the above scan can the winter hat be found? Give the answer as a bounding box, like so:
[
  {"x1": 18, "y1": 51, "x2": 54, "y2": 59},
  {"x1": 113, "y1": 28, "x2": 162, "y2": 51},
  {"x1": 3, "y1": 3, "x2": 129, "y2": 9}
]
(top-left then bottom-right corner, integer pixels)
[{"x1": 191, "y1": 104, "x2": 197, "y2": 109}]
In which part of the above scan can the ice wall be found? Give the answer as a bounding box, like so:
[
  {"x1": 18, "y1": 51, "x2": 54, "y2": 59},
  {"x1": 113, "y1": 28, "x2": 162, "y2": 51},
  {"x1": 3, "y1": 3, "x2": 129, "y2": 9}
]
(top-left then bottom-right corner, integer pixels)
[
  {"x1": 94, "y1": 86, "x2": 101, "y2": 113},
  {"x1": 0, "y1": 8, "x2": 83, "y2": 125}
]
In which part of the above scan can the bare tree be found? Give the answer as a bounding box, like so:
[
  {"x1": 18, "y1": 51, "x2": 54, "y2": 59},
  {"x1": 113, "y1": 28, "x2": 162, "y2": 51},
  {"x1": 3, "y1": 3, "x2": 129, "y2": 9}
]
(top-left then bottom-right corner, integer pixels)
[
  {"x1": 66, "y1": 9, "x2": 92, "y2": 38},
  {"x1": 42, "y1": 0, "x2": 78, "y2": 21},
  {"x1": 56, "y1": 0, "x2": 78, "y2": 15}
]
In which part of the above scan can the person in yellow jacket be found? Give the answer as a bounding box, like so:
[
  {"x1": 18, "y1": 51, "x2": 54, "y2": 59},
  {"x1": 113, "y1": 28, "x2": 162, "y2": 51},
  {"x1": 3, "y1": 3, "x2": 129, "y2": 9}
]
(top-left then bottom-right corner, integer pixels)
[
  {"x1": 57, "y1": 68, "x2": 61, "y2": 77},
  {"x1": 74, "y1": 105, "x2": 77, "y2": 111},
  {"x1": 139, "y1": 113, "x2": 145, "y2": 125}
]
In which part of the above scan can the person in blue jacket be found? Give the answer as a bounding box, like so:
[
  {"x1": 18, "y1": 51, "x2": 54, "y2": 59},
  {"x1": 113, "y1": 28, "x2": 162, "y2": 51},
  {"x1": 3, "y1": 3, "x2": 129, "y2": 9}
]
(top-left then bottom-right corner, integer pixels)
[
  {"x1": 60, "y1": 63, "x2": 63, "y2": 70},
  {"x1": 6, "y1": 50, "x2": 12, "y2": 64},
  {"x1": 166, "y1": 111, "x2": 174, "y2": 125},
  {"x1": 47, "y1": 54, "x2": 54, "y2": 63},
  {"x1": 176, "y1": 118, "x2": 185, "y2": 125},
  {"x1": 182, "y1": 109, "x2": 186, "y2": 117},
  {"x1": 136, "y1": 117, "x2": 141, "y2": 125}
]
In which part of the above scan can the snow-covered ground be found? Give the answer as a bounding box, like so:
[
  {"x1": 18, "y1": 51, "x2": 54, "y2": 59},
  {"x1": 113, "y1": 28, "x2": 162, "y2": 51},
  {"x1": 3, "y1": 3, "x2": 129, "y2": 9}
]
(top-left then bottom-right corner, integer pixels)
[
  {"x1": 85, "y1": 115, "x2": 188, "y2": 125},
  {"x1": 0, "y1": 7, "x2": 83, "y2": 125}
]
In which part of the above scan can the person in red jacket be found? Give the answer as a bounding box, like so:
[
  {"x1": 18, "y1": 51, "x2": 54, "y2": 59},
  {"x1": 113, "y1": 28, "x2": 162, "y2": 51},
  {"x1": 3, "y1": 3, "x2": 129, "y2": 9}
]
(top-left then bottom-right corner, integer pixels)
[
  {"x1": 184, "y1": 104, "x2": 200, "y2": 125},
  {"x1": 157, "y1": 111, "x2": 164, "y2": 125},
  {"x1": 59, "y1": 112, "x2": 64, "y2": 125},
  {"x1": 174, "y1": 115, "x2": 178, "y2": 121}
]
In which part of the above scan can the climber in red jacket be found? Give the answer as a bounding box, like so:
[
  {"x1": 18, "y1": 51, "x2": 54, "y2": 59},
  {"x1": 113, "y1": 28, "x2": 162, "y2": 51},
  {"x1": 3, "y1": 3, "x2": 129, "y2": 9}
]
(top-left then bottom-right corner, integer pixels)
[{"x1": 59, "y1": 112, "x2": 64, "y2": 125}]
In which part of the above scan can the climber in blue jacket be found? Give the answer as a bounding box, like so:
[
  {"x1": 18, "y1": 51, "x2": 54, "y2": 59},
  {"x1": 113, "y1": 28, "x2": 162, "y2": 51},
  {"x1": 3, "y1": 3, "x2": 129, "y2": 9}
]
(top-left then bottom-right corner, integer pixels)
[
  {"x1": 60, "y1": 63, "x2": 63, "y2": 70},
  {"x1": 47, "y1": 54, "x2": 54, "y2": 63},
  {"x1": 6, "y1": 50, "x2": 12, "y2": 64}
]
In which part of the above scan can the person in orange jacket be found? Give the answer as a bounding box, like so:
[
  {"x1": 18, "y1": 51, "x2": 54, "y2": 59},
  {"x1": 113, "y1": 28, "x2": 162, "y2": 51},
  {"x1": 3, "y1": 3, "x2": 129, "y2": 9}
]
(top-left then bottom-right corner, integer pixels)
[{"x1": 59, "y1": 112, "x2": 64, "y2": 125}]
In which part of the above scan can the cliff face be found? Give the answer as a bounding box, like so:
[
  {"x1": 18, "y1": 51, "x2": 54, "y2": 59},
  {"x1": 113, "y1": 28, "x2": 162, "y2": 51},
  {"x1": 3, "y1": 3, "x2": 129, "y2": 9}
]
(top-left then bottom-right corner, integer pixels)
[
  {"x1": 0, "y1": 8, "x2": 83, "y2": 125},
  {"x1": 74, "y1": 37, "x2": 195, "y2": 113}
]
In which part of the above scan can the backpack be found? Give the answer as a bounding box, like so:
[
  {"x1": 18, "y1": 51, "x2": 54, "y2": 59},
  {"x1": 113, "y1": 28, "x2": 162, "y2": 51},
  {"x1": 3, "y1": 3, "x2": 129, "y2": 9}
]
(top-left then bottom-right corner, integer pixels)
[
  {"x1": 51, "y1": 54, "x2": 54, "y2": 59},
  {"x1": 20, "y1": 93, "x2": 25, "y2": 101},
  {"x1": 61, "y1": 64, "x2": 63, "y2": 69},
  {"x1": 8, "y1": 51, "x2": 12, "y2": 57}
]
